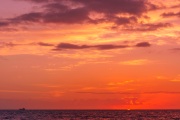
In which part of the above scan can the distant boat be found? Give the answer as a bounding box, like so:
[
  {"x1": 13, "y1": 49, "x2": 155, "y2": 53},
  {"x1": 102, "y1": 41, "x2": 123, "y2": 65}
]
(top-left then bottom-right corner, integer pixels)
[{"x1": 19, "y1": 108, "x2": 26, "y2": 111}]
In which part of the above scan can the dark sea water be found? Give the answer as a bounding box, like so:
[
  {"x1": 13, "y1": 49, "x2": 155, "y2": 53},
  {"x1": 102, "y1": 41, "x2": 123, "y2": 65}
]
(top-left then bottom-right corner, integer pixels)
[{"x1": 0, "y1": 110, "x2": 180, "y2": 120}]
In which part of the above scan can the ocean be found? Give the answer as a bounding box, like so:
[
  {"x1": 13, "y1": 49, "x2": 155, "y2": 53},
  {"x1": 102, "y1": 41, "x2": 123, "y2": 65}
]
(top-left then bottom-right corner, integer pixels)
[{"x1": 0, "y1": 110, "x2": 180, "y2": 120}]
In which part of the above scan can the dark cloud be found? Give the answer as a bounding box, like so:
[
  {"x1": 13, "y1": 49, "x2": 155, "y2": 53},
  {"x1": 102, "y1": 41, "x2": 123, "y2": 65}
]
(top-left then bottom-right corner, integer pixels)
[
  {"x1": 55, "y1": 43, "x2": 90, "y2": 50},
  {"x1": 161, "y1": 12, "x2": 180, "y2": 18},
  {"x1": 94, "y1": 44, "x2": 128, "y2": 50},
  {"x1": 0, "y1": 41, "x2": 151, "y2": 51},
  {"x1": 142, "y1": 23, "x2": 172, "y2": 31},
  {"x1": 171, "y1": 48, "x2": 180, "y2": 51},
  {"x1": 12, "y1": 12, "x2": 43, "y2": 23},
  {"x1": 53, "y1": 42, "x2": 151, "y2": 51},
  {"x1": 4, "y1": 0, "x2": 154, "y2": 26},
  {"x1": 147, "y1": 2, "x2": 170, "y2": 11},
  {"x1": 43, "y1": 2, "x2": 69, "y2": 12},
  {"x1": 147, "y1": 3, "x2": 163, "y2": 11},
  {"x1": 170, "y1": 4, "x2": 180, "y2": 9},
  {"x1": 37, "y1": 42, "x2": 54, "y2": 46},
  {"x1": 135, "y1": 42, "x2": 151, "y2": 47},
  {"x1": 54, "y1": 43, "x2": 128, "y2": 50},
  {"x1": 0, "y1": 42, "x2": 54, "y2": 48},
  {"x1": 114, "y1": 16, "x2": 138, "y2": 25},
  {"x1": 23, "y1": 0, "x2": 148, "y2": 15},
  {"x1": 9, "y1": 3, "x2": 89, "y2": 24},
  {"x1": 124, "y1": 23, "x2": 172, "y2": 31},
  {"x1": 0, "y1": 0, "x2": 172, "y2": 31},
  {"x1": 43, "y1": 8, "x2": 90, "y2": 24},
  {"x1": 17, "y1": 0, "x2": 51, "y2": 3},
  {"x1": 0, "y1": 42, "x2": 17, "y2": 48},
  {"x1": 75, "y1": 0, "x2": 147, "y2": 16},
  {"x1": 0, "y1": 22, "x2": 9, "y2": 27}
]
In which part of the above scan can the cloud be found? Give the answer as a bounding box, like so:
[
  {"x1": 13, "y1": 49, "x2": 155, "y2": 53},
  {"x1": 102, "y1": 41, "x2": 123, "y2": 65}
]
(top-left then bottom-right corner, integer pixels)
[
  {"x1": 141, "y1": 23, "x2": 172, "y2": 31},
  {"x1": 0, "y1": 22, "x2": 9, "y2": 27},
  {"x1": 23, "y1": 0, "x2": 148, "y2": 15},
  {"x1": 54, "y1": 43, "x2": 91, "y2": 50},
  {"x1": 8, "y1": 3, "x2": 89, "y2": 24},
  {"x1": 124, "y1": 23, "x2": 172, "y2": 31},
  {"x1": 53, "y1": 42, "x2": 151, "y2": 51},
  {"x1": 161, "y1": 12, "x2": 180, "y2": 18},
  {"x1": 1, "y1": 0, "x2": 159, "y2": 28},
  {"x1": 76, "y1": 0, "x2": 147, "y2": 15},
  {"x1": 0, "y1": 42, "x2": 55, "y2": 48},
  {"x1": 76, "y1": 91, "x2": 180, "y2": 95},
  {"x1": 94, "y1": 44, "x2": 128, "y2": 50},
  {"x1": 0, "y1": 28, "x2": 18, "y2": 32},
  {"x1": 53, "y1": 43, "x2": 129, "y2": 50},
  {"x1": 0, "y1": 0, "x2": 172, "y2": 32},
  {"x1": 1, "y1": 41, "x2": 151, "y2": 51},
  {"x1": 37, "y1": 42, "x2": 54, "y2": 46},
  {"x1": 21, "y1": 0, "x2": 52, "y2": 3},
  {"x1": 147, "y1": 2, "x2": 166, "y2": 11},
  {"x1": 113, "y1": 16, "x2": 138, "y2": 25},
  {"x1": 170, "y1": 48, "x2": 180, "y2": 51},
  {"x1": 120, "y1": 59, "x2": 150, "y2": 65},
  {"x1": 135, "y1": 42, "x2": 151, "y2": 47},
  {"x1": 0, "y1": 42, "x2": 17, "y2": 48},
  {"x1": 170, "y1": 4, "x2": 180, "y2": 9},
  {"x1": 12, "y1": 12, "x2": 43, "y2": 23},
  {"x1": 0, "y1": 89, "x2": 45, "y2": 94},
  {"x1": 44, "y1": 8, "x2": 90, "y2": 24}
]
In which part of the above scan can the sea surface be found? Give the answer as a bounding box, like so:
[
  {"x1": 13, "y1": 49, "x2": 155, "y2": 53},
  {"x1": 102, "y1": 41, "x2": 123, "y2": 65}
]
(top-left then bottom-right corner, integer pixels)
[{"x1": 0, "y1": 110, "x2": 180, "y2": 120}]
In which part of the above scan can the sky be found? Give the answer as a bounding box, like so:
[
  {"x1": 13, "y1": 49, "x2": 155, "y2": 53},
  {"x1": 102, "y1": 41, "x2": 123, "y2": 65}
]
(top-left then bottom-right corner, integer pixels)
[{"x1": 0, "y1": 0, "x2": 180, "y2": 110}]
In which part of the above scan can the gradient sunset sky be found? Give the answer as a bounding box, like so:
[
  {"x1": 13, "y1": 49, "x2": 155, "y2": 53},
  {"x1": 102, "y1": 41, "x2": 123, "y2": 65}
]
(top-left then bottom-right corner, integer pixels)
[{"x1": 0, "y1": 0, "x2": 180, "y2": 109}]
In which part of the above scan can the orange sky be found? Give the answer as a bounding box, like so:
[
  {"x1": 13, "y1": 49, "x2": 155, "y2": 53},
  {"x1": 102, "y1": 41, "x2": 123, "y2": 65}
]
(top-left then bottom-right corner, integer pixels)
[{"x1": 0, "y1": 0, "x2": 180, "y2": 109}]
